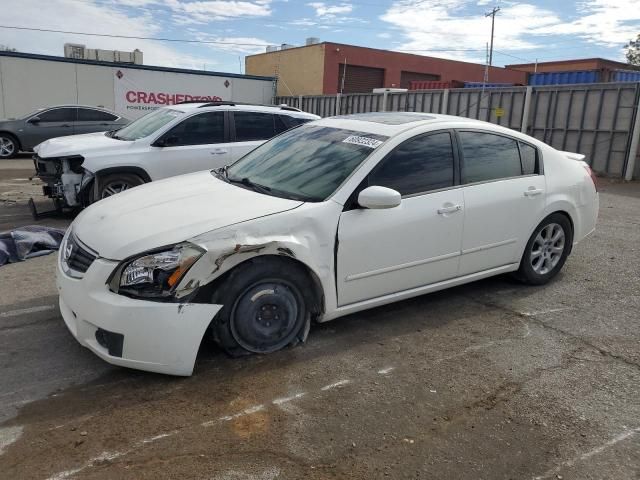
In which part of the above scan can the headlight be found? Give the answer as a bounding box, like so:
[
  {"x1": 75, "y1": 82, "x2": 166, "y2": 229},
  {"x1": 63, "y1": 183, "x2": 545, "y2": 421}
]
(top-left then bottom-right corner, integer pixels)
[{"x1": 118, "y1": 243, "x2": 204, "y2": 299}]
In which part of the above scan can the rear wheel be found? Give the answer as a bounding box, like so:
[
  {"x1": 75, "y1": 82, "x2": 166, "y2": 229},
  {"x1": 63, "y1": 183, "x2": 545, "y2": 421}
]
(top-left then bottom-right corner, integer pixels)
[
  {"x1": 0, "y1": 134, "x2": 18, "y2": 159},
  {"x1": 516, "y1": 213, "x2": 573, "y2": 285},
  {"x1": 95, "y1": 173, "x2": 144, "y2": 201},
  {"x1": 211, "y1": 258, "x2": 311, "y2": 357}
]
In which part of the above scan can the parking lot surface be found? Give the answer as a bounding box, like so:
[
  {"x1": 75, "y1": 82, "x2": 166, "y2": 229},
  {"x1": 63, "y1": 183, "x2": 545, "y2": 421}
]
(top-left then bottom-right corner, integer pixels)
[{"x1": 1, "y1": 159, "x2": 639, "y2": 479}]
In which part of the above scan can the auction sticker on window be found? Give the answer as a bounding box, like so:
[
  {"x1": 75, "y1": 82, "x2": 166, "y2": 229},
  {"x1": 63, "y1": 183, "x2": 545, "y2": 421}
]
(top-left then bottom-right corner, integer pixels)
[{"x1": 343, "y1": 135, "x2": 384, "y2": 148}]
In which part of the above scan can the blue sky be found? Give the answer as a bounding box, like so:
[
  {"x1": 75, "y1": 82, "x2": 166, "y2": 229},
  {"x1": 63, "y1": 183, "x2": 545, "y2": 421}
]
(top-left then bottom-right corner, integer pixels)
[{"x1": 2, "y1": 0, "x2": 639, "y2": 73}]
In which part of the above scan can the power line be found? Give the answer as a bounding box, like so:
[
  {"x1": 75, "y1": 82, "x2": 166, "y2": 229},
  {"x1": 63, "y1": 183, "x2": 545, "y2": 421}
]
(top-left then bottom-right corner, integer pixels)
[{"x1": 0, "y1": 25, "x2": 273, "y2": 47}]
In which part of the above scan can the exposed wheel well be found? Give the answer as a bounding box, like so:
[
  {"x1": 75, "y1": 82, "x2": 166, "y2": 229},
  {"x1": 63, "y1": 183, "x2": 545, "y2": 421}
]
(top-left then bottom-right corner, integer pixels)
[
  {"x1": 94, "y1": 166, "x2": 152, "y2": 183},
  {"x1": 548, "y1": 210, "x2": 574, "y2": 254},
  {"x1": 0, "y1": 131, "x2": 21, "y2": 151},
  {"x1": 194, "y1": 254, "x2": 325, "y2": 320}
]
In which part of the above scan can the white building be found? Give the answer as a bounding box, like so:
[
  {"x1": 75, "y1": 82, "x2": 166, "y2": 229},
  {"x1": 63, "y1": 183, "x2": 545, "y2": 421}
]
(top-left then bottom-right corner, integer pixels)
[{"x1": 0, "y1": 51, "x2": 276, "y2": 119}]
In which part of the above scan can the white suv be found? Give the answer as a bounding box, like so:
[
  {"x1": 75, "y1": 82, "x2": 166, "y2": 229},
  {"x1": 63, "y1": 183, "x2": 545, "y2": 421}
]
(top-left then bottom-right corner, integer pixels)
[{"x1": 33, "y1": 102, "x2": 319, "y2": 209}]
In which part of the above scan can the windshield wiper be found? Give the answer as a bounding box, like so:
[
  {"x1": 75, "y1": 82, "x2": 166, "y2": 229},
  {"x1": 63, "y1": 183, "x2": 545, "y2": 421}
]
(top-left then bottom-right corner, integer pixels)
[
  {"x1": 105, "y1": 129, "x2": 128, "y2": 141},
  {"x1": 227, "y1": 176, "x2": 273, "y2": 195}
]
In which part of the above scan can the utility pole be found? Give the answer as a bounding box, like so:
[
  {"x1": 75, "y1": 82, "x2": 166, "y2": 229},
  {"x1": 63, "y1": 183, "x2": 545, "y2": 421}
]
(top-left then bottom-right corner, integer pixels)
[{"x1": 485, "y1": 6, "x2": 500, "y2": 66}]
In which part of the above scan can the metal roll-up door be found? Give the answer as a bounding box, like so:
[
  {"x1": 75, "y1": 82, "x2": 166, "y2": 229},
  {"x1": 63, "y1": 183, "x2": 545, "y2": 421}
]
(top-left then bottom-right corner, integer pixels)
[{"x1": 338, "y1": 65, "x2": 385, "y2": 93}]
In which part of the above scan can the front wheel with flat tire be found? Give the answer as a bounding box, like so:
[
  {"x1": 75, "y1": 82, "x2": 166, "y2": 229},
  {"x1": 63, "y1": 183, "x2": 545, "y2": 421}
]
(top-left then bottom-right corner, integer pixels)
[
  {"x1": 516, "y1": 213, "x2": 573, "y2": 285},
  {"x1": 0, "y1": 134, "x2": 18, "y2": 159},
  {"x1": 211, "y1": 258, "x2": 311, "y2": 357}
]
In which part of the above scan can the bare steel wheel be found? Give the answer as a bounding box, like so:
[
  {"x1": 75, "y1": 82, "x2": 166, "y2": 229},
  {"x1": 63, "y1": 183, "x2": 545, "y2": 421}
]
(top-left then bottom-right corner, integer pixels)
[
  {"x1": 95, "y1": 173, "x2": 144, "y2": 202},
  {"x1": 530, "y1": 223, "x2": 565, "y2": 275},
  {"x1": 211, "y1": 257, "x2": 313, "y2": 357},
  {"x1": 0, "y1": 134, "x2": 18, "y2": 159},
  {"x1": 516, "y1": 213, "x2": 573, "y2": 285}
]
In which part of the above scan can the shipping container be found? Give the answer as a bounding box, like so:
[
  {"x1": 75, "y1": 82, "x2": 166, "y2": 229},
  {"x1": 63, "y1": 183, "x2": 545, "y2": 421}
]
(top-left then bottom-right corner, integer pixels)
[
  {"x1": 409, "y1": 80, "x2": 464, "y2": 90},
  {"x1": 611, "y1": 69, "x2": 640, "y2": 82},
  {"x1": 462, "y1": 82, "x2": 515, "y2": 88},
  {"x1": 528, "y1": 70, "x2": 600, "y2": 86}
]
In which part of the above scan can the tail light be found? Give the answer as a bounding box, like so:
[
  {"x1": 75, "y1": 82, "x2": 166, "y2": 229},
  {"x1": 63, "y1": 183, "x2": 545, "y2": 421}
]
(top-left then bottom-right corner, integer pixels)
[{"x1": 583, "y1": 164, "x2": 598, "y2": 192}]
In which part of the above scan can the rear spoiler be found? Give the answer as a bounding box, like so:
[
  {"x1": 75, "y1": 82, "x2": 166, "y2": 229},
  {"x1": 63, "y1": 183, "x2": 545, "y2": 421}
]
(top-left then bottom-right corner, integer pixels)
[{"x1": 559, "y1": 151, "x2": 586, "y2": 162}]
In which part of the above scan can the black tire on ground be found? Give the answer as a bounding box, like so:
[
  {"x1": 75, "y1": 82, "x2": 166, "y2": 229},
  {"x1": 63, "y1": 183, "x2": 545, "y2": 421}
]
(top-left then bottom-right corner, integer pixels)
[
  {"x1": 0, "y1": 133, "x2": 19, "y2": 159},
  {"x1": 94, "y1": 173, "x2": 144, "y2": 203},
  {"x1": 515, "y1": 213, "x2": 573, "y2": 285},
  {"x1": 211, "y1": 257, "x2": 311, "y2": 357}
]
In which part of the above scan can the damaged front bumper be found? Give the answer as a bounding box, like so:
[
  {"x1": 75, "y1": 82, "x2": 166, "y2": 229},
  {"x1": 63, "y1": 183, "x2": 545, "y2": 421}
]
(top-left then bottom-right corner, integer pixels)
[
  {"x1": 33, "y1": 154, "x2": 92, "y2": 208},
  {"x1": 56, "y1": 249, "x2": 221, "y2": 376}
]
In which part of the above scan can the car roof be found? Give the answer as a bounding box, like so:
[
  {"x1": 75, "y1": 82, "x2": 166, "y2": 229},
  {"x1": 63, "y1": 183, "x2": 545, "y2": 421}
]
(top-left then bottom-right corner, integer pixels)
[
  {"x1": 34, "y1": 105, "x2": 118, "y2": 112},
  {"x1": 167, "y1": 102, "x2": 319, "y2": 119},
  {"x1": 313, "y1": 112, "x2": 517, "y2": 137}
]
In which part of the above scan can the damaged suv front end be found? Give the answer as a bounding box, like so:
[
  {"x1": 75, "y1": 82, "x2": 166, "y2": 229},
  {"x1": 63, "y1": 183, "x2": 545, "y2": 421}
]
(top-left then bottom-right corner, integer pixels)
[{"x1": 33, "y1": 153, "x2": 93, "y2": 208}]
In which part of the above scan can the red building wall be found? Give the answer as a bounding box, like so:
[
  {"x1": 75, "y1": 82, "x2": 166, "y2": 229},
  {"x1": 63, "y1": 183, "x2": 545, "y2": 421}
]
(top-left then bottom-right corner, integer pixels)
[{"x1": 322, "y1": 42, "x2": 527, "y2": 94}]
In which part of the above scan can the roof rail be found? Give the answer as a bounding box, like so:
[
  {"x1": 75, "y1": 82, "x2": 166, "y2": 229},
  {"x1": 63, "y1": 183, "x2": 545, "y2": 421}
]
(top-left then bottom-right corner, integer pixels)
[
  {"x1": 279, "y1": 104, "x2": 302, "y2": 112},
  {"x1": 198, "y1": 101, "x2": 238, "y2": 108},
  {"x1": 174, "y1": 100, "x2": 212, "y2": 105},
  {"x1": 176, "y1": 100, "x2": 305, "y2": 112}
]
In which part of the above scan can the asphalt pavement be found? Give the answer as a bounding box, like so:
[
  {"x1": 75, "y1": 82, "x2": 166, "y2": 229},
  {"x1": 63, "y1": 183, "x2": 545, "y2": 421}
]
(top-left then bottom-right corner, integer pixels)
[{"x1": 0, "y1": 159, "x2": 639, "y2": 479}]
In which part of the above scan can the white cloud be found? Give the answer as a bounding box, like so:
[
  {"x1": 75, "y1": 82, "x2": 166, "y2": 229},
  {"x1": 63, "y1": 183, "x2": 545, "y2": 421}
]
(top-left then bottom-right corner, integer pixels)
[
  {"x1": 194, "y1": 34, "x2": 271, "y2": 54},
  {"x1": 0, "y1": 0, "x2": 216, "y2": 69},
  {"x1": 381, "y1": 0, "x2": 640, "y2": 64},
  {"x1": 307, "y1": 2, "x2": 353, "y2": 18},
  {"x1": 381, "y1": 1, "x2": 562, "y2": 63},
  {"x1": 167, "y1": 0, "x2": 273, "y2": 22},
  {"x1": 531, "y1": 0, "x2": 640, "y2": 47}
]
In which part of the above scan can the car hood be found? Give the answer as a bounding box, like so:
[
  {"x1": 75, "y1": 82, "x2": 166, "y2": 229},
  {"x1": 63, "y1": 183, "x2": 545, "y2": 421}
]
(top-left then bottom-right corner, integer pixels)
[
  {"x1": 34, "y1": 132, "x2": 131, "y2": 158},
  {"x1": 73, "y1": 171, "x2": 303, "y2": 260}
]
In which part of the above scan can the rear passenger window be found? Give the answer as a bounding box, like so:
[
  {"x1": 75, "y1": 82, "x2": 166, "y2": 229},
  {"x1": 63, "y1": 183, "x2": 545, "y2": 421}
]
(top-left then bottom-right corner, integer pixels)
[
  {"x1": 77, "y1": 108, "x2": 118, "y2": 122},
  {"x1": 459, "y1": 131, "x2": 522, "y2": 183},
  {"x1": 519, "y1": 142, "x2": 538, "y2": 175},
  {"x1": 234, "y1": 112, "x2": 277, "y2": 141},
  {"x1": 369, "y1": 132, "x2": 454, "y2": 196},
  {"x1": 278, "y1": 115, "x2": 311, "y2": 132},
  {"x1": 162, "y1": 112, "x2": 224, "y2": 146},
  {"x1": 37, "y1": 108, "x2": 77, "y2": 123}
]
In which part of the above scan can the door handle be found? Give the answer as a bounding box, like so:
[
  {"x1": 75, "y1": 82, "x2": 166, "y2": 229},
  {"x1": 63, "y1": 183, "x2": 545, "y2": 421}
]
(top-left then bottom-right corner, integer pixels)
[
  {"x1": 524, "y1": 188, "x2": 543, "y2": 197},
  {"x1": 437, "y1": 205, "x2": 462, "y2": 215},
  {"x1": 210, "y1": 149, "x2": 228, "y2": 155},
  {"x1": 61, "y1": 124, "x2": 71, "y2": 127}
]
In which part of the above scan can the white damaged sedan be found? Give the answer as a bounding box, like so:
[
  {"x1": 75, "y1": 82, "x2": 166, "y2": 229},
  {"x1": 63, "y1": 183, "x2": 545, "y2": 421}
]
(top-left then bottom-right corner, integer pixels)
[{"x1": 57, "y1": 112, "x2": 599, "y2": 375}]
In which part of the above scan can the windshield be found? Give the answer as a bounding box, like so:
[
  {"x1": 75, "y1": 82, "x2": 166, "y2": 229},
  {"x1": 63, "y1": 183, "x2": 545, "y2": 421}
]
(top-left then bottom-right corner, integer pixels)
[
  {"x1": 226, "y1": 125, "x2": 388, "y2": 202},
  {"x1": 113, "y1": 108, "x2": 182, "y2": 140}
]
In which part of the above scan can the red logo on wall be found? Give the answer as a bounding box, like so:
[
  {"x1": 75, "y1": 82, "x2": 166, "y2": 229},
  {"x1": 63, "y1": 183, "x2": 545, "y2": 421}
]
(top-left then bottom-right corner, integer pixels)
[{"x1": 116, "y1": 70, "x2": 124, "y2": 79}]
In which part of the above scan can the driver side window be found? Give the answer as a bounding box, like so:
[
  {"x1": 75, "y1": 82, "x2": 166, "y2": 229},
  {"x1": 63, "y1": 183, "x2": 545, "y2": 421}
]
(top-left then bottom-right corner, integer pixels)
[
  {"x1": 368, "y1": 131, "x2": 455, "y2": 196},
  {"x1": 161, "y1": 112, "x2": 225, "y2": 146}
]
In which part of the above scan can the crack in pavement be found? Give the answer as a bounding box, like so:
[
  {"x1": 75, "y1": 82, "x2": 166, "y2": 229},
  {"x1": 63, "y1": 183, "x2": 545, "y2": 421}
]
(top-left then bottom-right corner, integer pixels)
[{"x1": 467, "y1": 295, "x2": 640, "y2": 371}]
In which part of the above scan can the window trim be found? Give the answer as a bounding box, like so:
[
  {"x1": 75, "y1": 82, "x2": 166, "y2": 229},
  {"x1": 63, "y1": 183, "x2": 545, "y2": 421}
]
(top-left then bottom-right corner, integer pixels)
[
  {"x1": 154, "y1": 110, "x2": 229, "y2": 147},
  {"x1": 455, "y1": 128, "x2": 544, "y2": 187},
  {"x1": 30, "y1": 106, "x2": 78, "y2": 123},
  {"x1": 367, "y1": 128, "x2": 460, "y2": 199},
  {"x1": 76, "y1": 107, "x2": 119, "y2": 122},
  {"x1": 230, "y1": 110, "x2": 281, "y2": 143},
  {"x1": 344, "y1": 129, "x2": 460, "y2": 210}
]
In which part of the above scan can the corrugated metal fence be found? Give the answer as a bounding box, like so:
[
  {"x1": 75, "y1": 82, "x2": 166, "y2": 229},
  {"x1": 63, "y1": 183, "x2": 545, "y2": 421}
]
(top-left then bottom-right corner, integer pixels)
[{"x1": 275, "y1": 82, "x2": 640, "y2": 180}]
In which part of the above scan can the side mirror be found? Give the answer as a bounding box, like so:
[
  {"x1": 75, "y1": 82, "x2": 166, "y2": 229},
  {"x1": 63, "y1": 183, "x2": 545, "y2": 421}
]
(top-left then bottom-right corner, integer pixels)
[
  {"x1": 28, "y1": 116, "x2": 41, "y2": 124},
  {"x1": 358, "y1": 186, "x2": 401, "y2": 209},
  {"x1": 155, "y1": 135, "x2": 179, "y2": 147}
]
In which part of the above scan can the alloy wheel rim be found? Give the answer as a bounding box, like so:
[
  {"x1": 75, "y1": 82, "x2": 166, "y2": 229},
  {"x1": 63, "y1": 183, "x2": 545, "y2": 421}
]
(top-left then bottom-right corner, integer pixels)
[
  {"x1": 530, "y1": 222, "x2": 565, "y2": 275},
  {"x1": 0, "y1": 137, "x2": 15, "y2": 157},
  {"x1": 101, "y1": 181, "x2": 130, "y2": 198}
]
